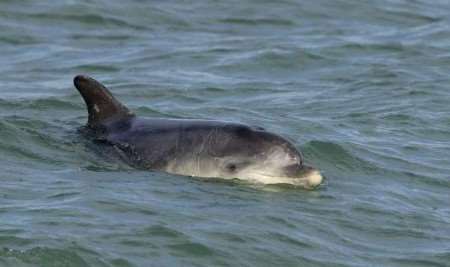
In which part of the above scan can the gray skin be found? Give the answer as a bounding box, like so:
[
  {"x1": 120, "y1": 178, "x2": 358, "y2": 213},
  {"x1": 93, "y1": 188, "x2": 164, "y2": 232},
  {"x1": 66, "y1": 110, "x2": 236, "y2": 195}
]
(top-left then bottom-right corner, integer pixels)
[{"x1": 74, "y1": 75, "x2": 323, "y2": 189}]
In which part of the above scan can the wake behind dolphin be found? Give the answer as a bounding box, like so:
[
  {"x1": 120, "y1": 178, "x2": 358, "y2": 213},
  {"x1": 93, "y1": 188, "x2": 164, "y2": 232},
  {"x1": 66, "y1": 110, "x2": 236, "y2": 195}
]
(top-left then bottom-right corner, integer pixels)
[{"x1": 74, "y1": 75, "x2": 323, "y2": 189}]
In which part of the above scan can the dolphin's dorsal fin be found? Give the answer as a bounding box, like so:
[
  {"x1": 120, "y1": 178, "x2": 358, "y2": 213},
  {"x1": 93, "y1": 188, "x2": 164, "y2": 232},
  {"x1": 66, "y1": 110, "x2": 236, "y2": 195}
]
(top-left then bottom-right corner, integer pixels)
[{"x1": 74, "y1": 75, "x2": 134, "y2": 128}]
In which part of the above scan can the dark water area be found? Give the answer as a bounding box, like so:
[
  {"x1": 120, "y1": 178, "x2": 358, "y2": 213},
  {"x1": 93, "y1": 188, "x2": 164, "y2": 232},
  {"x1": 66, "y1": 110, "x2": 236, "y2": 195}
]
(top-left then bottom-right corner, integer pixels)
[{"x1": 1, "y1": 0, "x2": 449, "y2": 266}]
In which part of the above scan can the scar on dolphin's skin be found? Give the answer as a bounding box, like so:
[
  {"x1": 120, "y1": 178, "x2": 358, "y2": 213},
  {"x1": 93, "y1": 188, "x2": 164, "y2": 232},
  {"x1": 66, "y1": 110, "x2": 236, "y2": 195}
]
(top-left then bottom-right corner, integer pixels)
[{"x1": 74, "y1": 75, "x2": 323, "y2": 189}]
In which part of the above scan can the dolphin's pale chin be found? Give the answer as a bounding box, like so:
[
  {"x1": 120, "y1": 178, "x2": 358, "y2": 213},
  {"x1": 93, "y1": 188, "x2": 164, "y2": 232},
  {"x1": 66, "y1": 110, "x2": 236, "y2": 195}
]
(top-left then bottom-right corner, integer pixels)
[
  {"x1": 165, "y1": 157, "x2": 324, "y2": 189},
  {"x1": 235, "y1": 167, "x2": 323, "y2": 189}
]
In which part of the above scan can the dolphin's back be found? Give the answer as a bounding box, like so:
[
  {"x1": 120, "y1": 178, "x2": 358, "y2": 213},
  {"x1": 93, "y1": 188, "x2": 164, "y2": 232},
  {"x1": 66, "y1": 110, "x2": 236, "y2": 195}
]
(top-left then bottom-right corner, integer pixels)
[{"x1": 103, "y1": 118, "x2": 238, "y2": 169}]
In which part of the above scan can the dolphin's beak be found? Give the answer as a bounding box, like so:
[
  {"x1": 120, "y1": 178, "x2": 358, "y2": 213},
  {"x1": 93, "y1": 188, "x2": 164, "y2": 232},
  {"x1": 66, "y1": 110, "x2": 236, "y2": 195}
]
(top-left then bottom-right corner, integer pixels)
[{"x1": 297, "y1": 165, "x2": 323, "y2": 189}]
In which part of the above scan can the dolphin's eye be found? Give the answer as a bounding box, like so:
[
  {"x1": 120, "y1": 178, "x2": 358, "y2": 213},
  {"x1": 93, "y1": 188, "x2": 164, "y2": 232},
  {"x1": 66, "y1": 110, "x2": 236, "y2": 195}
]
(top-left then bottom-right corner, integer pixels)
[
  {"x1": 226, "y1": 163, "x2": 237, "y2": 172},
  {"x1": 225, "y1": 161, "x2": 251, "y2": 173}
]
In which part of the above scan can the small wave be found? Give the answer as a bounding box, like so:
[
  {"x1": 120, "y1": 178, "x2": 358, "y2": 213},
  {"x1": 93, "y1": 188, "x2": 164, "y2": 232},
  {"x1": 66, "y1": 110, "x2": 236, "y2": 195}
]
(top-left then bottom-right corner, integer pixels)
[
  {"x1": 140, "y1": 225, "x2": 184, "y2": 238},
  {"x1": 27, "y1": 98, "x2": 81, "y2": 111},
  {"x1": 304, "y1": 140, "x2": 379, "y2": 174},
  {"x1": 46, "y1": 191, "x2": 81, "y2": 200},
  {"x1": 379, "y1": 6, "x2": 441, "y2": 25},
  {"x1": 214, "y1": 48, "x2": 328, "y2": 73},
  {"x1": 266, "y1": 231, "x2": 315, "y2": 249},
  {"x1": 0, "y1": 98, "x2": 80, "y2": 111},
  {"x1": 340, "y1": 42, "x2": 406, "y2": 53},
  {"x1": 30, "y1": 13, "x2": 148, "y2": 31},
  {"x1": 167, "y1": 242, "x2": 216, "y2": 257},
  {"x1": 73, "y1": 64, "x2": 120, "y2": 73},
  {"x1": 0, "y1": 247, "x2": 89, "y2": 267},
  {"x1": 71, "y1": 33, "x2": 134, "y2": 41},
  {"x1": 0, "y1": 116, "x2": 88, "y2": 169},
  {"x1": 134, "y1": 106, "x2": 186, "y2": 118},
  {"x1": 0, "y1": 35, "x2": 38, "y2": 46},
  {"x1": 219, "y1": 18, "x2": 295, "y2": 26}
]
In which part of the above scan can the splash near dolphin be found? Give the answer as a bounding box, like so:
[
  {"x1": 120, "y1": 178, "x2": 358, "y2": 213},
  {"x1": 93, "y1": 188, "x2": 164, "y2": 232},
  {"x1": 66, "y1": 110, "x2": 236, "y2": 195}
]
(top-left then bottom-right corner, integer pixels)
[{"x1": 74, "y1": 75, "x2": 323, "y2": 189}]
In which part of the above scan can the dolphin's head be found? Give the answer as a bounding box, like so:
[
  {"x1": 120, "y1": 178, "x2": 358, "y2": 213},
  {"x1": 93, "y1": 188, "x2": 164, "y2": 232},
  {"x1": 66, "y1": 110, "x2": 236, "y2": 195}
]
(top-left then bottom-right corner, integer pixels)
[
  {"x1": 167, "y1": 124, "x2": 323, "y2": 189},
  {"x1": 216, "y1": 125, "x2": 323, "y2": 189}
]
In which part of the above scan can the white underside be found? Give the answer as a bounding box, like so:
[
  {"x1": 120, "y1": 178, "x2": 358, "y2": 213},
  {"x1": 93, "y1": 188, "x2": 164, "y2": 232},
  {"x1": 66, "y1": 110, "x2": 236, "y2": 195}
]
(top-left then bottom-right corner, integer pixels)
[
  {"x1": 166, "y1": 162, "x2": 323, "y2": 189},
  {"x1": 243, "y1": 169, "x2": 323, "y2": 189}
]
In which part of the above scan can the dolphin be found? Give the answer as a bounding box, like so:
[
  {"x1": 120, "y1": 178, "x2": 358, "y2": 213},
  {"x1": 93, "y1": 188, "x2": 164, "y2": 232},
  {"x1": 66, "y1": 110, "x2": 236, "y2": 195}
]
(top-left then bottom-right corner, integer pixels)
[{"x1": 74, "y1": 75, "x2": 323, "y2": 189}]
